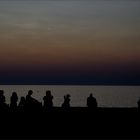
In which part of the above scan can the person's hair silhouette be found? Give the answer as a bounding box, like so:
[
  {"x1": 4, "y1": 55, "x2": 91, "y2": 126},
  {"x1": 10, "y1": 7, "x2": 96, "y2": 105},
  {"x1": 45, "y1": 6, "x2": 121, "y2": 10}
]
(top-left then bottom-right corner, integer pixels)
[
  {"x1": 43, "y1": 90, "x2": 53, "y2": 110},
  {"x1": 87, "y1": 93, "x2": 97, "y2": 109}
]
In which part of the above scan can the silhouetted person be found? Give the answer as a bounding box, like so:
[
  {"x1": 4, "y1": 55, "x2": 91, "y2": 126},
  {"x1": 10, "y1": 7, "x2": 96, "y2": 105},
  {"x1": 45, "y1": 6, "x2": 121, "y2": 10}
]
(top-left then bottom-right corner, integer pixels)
[
  {"x1": 26, "y1": 90, "x2": 41, "y2": 111},
  {"x1": 87, "y1": 93, "x2": 97, "y2": 109},
  {"x1": 43, "y1": 90, "x2": 53, "y2": 110},
  {"x1": 0, "y1": 90, "x2": 5, "y2": 105},
  {"x1": 62, "y1": 94, "x2": 71, "y2": 110},
  {"x1": 18, "y1": 96, "x2": 26, "y2": 111},
  {"x1": 10, "y1": 92, "x2": 18, "y2": 111},
  {"x1": 0, "y1": 90, "x2": 9, "y2": 111},
  {"x1": 26, "y1": 90, "x2": 35, "y2": 110},
  {"x1": 137, "y1": 97, "x2": 140, "y2": 109}
]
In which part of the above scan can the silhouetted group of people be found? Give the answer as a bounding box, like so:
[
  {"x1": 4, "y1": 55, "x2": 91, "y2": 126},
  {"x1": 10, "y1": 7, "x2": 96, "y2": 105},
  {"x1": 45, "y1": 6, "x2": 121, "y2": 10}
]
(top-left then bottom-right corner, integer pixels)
[
  {"x1": 1, "y1": 89, "x2": 140, "y2": 112},
  {"x1": 0, "y1": 89, "x2": 98, "y2": 112}
]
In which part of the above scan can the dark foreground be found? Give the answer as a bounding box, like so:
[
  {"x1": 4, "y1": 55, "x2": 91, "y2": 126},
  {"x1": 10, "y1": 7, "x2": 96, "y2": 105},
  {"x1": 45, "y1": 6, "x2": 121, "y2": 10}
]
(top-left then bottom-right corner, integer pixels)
[{"x1": 0, "y1": 107, "x2": 140, "y2": 139}]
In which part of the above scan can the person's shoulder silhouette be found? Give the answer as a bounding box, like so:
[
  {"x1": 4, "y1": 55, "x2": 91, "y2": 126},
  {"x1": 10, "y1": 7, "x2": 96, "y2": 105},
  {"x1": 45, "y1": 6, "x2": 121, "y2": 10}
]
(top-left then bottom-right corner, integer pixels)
[
  {"x1": 26, "y1": 90, "x2": 33, "y2": 98},
  {"x1": 26, "y1": 90, "x2": 35, "y2": 103}
]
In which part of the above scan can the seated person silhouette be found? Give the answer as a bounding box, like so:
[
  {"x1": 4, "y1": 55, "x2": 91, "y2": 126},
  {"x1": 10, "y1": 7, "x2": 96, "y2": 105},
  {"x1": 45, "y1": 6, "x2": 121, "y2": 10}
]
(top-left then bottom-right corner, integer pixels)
[
  {"x1": 10, "y1": 92, "x2": 18, "y2": 111},
  {"x1": 43, "y1": 90, "x2": 53, "y2": 110},
  {"x1": 87, "y1": 93, "x2": 97, "y2": 109},
  {"x1": 62, "y1": 94, "x2": 71, "y2": 110},
  {"x1": 0, "y1": 90, "x2": 9, "y2": 111},
  {"x1": 26, "y1": 90, "x2": 41, "y2": 111}
]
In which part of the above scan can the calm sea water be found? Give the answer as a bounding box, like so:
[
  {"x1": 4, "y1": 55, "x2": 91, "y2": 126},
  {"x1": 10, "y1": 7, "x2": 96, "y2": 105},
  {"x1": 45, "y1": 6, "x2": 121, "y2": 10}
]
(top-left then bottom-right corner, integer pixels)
[{"x1": 0, "y1": 85, "x2": 140, "y2": 107}]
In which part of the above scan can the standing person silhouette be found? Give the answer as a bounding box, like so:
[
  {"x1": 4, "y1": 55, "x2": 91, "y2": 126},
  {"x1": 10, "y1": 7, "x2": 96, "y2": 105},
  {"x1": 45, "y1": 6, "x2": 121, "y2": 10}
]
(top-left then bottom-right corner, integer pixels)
[
  {"x1": 26, "y1": 90, "x2": 35, "y2": 110},
  {"x1": 43, "y1": 90, "x2": 53, "y2": 110},
  {"x1": 87, "y1": 93, "x2": 97, "y2": 109},
  {"x1": 0, "y1": 90, "x2": 5, "y2": 105},
  {"x1": 10, "y1": 92, "x2": 18, "y2": 111},
  {"x1": 0, "y1": 90, "x2": 8, "y2": 111}
]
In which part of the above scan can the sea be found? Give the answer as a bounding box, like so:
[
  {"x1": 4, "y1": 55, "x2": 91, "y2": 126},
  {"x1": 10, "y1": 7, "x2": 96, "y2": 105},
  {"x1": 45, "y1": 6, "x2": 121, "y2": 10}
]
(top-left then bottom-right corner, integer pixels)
[
  {"x1": 0, "y1": 0, "x2": 140, "y2": 108},
  {"x1": 0, "y1": 85, "x2": 140, "y2": 107}
]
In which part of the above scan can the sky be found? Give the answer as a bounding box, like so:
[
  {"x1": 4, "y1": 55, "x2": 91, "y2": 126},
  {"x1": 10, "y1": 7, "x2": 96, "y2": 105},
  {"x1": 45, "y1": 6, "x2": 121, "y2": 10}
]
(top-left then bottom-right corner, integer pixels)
[{"x1": 0, "y1": 0, "x2": 140, "y2": 85}]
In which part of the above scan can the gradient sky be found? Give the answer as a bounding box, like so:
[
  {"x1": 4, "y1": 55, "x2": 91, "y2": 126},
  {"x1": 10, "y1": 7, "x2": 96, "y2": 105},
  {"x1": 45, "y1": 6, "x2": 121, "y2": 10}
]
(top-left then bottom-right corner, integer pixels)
[{"x1": 0, "y1": 0, "x2": 140, "y2": 84}]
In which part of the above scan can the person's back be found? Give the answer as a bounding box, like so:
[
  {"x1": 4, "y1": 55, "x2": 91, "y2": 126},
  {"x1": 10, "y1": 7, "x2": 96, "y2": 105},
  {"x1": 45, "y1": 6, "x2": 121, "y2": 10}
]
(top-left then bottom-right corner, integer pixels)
[
  {"x1": 43, "y1": 90, "x2": 53, "y2": 110},
  {"x1": 26, "y1": 90, "x2": 42, "y2": 111},
  {"x1": 87, "y1": 94, "x2": 97, "y2": 109},
  {"x1": 10, "y1": 92, "x2": 18, "y2": 111},
  {"x1": 26, "y1": 90, "x2": 35, "y2": 110},
  {"x1": 18, "y1": 96, "x2": 26, "y2": 111}
]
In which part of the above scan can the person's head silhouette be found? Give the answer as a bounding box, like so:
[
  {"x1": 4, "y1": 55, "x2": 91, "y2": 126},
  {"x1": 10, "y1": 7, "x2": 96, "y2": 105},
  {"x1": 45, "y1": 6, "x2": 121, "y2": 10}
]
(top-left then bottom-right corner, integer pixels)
[
  {"x1": 28, "y1": 90, "x2": 33, "y2": 96},
  {"x1": 66, "y1": 94, "x2": 70, "y2": 98},
  {"x1": 0, "y1": 90, "x2": 4, "y2": 95},
  {"x1": 12, "y1": 92, "x2": 17, "y2": 97},
  {"x1": 90, "y1": 93, "x2": 93, "y2": 97},
  {"x1": 46, "y1": 90, "x2": 51, "y2": 96}
]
